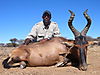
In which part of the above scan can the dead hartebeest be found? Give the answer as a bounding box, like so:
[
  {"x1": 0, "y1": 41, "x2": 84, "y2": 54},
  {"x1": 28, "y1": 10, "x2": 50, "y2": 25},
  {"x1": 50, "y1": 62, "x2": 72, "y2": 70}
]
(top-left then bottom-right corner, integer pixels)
[
  {"x1": 2, "y1": 37, "x2": 71, "y2": 69},
  {"x1": 67, "y1": 9, "x2": 92, "y2": 71}
]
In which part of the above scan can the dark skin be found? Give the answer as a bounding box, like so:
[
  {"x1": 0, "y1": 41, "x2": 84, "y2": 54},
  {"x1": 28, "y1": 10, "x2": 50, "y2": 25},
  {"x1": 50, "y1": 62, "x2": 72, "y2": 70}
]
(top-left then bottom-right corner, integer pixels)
[{"x1": 42, "y1": 15, "x2": 51, "y2": 29}]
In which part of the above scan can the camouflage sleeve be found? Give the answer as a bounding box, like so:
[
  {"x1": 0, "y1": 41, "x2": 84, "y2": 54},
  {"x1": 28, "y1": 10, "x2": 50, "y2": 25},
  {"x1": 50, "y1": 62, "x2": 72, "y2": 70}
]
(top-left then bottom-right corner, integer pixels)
[{"x1": 53, "y1": 23, "x2": 61, "y2": 37}]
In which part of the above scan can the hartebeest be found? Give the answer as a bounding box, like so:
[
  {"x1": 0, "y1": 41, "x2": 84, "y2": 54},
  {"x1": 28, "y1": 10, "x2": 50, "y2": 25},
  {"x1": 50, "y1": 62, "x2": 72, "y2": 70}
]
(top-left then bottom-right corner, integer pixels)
[
  {"x1": 2, "y1": 37, "x2": 71, "y2": 69},
  {"x1": 67, "y1": 9, "x2": 92, "y2": 71}
]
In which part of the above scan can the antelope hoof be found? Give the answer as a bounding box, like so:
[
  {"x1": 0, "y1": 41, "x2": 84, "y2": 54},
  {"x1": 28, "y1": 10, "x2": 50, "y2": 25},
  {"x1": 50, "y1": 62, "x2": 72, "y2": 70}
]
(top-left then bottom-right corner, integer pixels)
[
  {"x1": 20, "y1": 61, "x2": 26, "y2": 69},
  {"x1": 20, "y1": 64, "x2": 26, "y2": 69}
]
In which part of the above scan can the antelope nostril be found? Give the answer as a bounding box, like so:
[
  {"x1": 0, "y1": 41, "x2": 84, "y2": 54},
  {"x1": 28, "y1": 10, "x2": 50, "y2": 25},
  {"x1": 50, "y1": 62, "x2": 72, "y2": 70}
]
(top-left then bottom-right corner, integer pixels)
[
  {"x1": 79, "y1": 66, "x2": 87, "y2": 71},
  {"x1": 82, "y1": 67, "x2": 87, "y2": 71}
]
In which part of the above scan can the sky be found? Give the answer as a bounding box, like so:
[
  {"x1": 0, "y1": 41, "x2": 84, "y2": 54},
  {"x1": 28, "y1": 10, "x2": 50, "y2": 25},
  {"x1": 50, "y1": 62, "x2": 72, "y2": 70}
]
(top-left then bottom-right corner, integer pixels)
[{"x1": 0, "y1": 0, "x2": 100, "y2": 43}]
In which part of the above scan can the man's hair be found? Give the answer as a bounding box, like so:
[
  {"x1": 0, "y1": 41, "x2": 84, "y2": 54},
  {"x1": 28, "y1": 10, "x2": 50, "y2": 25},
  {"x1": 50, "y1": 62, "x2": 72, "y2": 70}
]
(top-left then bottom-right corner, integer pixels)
[{"x1": 42, "y1": 10, "x2": 51, "y2": 19}]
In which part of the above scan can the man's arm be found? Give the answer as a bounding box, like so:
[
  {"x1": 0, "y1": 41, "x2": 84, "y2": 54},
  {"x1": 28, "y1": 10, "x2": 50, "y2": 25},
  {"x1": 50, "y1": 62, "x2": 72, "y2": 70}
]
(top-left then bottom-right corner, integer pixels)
[
  {"x1": 24, "y1": 24, "x2": 38, "y2": 45},
  {"x1": 26, "y1": 24, "x2": 37, "y2": 39},
  {"x1": 53, "y1": 23, "x2": 61, "y2": 37}
]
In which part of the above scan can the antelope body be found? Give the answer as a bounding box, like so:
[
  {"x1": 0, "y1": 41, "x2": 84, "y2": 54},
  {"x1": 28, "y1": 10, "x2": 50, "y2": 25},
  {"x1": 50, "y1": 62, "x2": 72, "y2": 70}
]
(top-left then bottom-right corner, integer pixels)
[{"x1": 3, "y1": 37, "x2": 70, "y2": 68}]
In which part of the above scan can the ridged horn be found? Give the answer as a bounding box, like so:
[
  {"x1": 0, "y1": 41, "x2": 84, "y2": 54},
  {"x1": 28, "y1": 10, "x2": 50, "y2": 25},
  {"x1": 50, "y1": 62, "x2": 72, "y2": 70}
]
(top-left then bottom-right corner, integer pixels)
[
  {"x1": 68, "y1": 10, "x2": 80, "y2": 37},
  {"x1": 81, "y1": 9, "x2": 92, "y2": 36}
]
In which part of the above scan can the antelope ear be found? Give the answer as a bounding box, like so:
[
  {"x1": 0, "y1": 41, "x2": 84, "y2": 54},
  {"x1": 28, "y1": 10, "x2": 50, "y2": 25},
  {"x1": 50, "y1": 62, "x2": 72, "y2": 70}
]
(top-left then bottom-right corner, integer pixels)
[
  {"x1": 62, "y1": 40, "x2": 74, "y2": 46},
  {"x1": 68, "y1": 40, "x2": 74, "y2": 44}
]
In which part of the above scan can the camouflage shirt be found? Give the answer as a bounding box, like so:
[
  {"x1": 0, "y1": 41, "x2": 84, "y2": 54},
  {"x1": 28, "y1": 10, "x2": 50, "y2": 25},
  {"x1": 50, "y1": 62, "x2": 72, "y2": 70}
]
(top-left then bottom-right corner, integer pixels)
[{"x1": 26, "y1": 21, "x2": 61, "y2": 41}]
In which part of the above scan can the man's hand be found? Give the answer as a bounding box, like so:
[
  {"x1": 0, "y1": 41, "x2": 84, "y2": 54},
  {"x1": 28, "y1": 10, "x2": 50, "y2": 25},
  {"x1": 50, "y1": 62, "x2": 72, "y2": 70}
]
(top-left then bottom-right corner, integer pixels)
[{"x1": 24, "y1": 38, "x2": 32, "y2": 45}]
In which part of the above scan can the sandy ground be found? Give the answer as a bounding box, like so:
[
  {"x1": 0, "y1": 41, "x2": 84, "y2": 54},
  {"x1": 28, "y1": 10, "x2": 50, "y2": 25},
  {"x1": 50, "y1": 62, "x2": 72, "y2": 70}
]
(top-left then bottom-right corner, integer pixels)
[{"x1": 0, "y1": 46, "x2": 100, "y2": 75}]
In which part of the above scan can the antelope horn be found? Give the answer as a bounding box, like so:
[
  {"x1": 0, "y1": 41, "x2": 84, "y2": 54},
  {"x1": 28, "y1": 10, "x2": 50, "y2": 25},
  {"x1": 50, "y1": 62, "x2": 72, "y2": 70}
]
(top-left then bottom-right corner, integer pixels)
[
  {"x1": 81, "y1": 9, "x2": 92, "y2": 36},
  {"x1": 68, "y1": 10, "x2": 80, "y2": 37}
]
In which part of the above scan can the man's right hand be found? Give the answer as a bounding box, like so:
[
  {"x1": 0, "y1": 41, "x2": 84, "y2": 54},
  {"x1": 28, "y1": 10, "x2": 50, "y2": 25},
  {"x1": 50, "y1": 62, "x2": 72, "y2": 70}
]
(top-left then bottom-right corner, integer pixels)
[{"x1": 24, "y1": 38, "x2": 32, "y2": 45}]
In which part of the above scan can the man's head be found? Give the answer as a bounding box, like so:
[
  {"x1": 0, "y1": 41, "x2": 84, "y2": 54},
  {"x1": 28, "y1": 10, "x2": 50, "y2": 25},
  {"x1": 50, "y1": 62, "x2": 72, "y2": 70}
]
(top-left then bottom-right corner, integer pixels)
[
  {"x1": 42, "y1": 10, "x2": 51, "y2": 27},
  {"x1": 42, "y1": 10, "x2": 51, "y2": 19}
]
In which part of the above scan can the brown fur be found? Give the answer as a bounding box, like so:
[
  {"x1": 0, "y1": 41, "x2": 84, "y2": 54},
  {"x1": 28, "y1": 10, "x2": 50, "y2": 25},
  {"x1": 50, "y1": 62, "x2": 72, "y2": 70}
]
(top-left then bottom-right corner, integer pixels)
[{"x1": 8, "y1": 37, "x2": 70, "y2": 67}]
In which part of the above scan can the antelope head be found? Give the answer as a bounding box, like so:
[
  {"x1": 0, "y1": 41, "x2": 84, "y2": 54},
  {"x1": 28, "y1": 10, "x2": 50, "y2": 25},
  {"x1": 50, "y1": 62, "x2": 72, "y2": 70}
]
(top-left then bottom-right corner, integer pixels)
[{"x1": 68, "y1": 9, "x2": 92, "y2": 71}]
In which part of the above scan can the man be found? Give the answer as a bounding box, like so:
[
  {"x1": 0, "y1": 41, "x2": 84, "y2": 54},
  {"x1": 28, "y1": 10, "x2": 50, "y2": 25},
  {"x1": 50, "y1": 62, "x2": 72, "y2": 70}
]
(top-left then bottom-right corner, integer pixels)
[{"x1": 24, "y1": 10, "x2": 60, "y2": 45}]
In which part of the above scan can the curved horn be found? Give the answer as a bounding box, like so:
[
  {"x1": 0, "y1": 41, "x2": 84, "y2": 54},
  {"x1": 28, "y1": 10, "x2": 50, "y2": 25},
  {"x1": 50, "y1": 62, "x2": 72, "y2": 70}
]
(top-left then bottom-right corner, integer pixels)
[
  {"x1": 68, "y1": 10, "x2": 80, "y2": 37},
  {"x1": 81, "y1": 9, "x2": 92, "y2": 36}
]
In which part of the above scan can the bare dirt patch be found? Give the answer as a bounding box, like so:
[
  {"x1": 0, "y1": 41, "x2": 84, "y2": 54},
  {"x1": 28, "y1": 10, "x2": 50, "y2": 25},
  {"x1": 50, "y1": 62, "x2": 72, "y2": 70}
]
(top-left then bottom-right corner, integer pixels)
[{"x1": 0, "y1": 46, "x2": 100, "y2": 75}]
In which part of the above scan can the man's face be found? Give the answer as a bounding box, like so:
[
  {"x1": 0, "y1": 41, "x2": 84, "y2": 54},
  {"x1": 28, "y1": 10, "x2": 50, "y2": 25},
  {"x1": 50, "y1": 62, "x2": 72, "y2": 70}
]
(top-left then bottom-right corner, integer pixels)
[
  {"x1": 43, "y1": 15, "x2": 51, "y2": 22},
  {"x1": 43, "y1": 14, "x2": 51, "y2": 26}
]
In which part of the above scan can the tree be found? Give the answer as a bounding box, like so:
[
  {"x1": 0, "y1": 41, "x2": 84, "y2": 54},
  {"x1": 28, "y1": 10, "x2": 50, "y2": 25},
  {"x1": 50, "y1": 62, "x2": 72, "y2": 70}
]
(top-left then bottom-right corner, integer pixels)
[
  {"x1": 6, "y1": 43, "x2": 13, "y2": 47},
  {"x1": 97, "y1": 37, "x2": 100, "y2": 39},
  {"x1": 97, "y1": 37, "x2": 100, "y2": 41},
  {"x1": 10, "y1": 38, "x2": 17, "y2": 47},
  {"x1": 0, "y1": 43, "x2": 5, "y2": 47}
]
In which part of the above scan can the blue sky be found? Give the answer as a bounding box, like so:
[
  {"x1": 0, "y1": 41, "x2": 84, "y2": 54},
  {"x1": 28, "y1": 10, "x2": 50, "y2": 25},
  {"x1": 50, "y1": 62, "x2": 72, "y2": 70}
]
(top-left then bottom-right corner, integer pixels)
[{"x1": 0, "y1": 0, "x2": 100, "y2": 43}]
